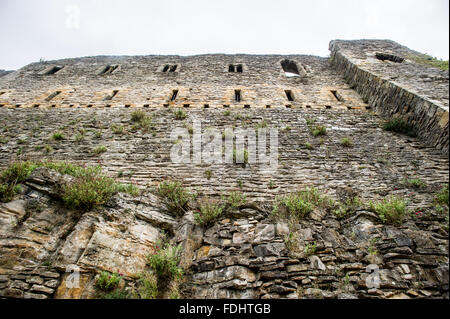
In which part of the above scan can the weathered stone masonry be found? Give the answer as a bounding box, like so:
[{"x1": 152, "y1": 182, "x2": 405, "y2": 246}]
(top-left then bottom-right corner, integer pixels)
[
  {"x1": 330, "y1": 40, "x2": 449, "y2": 154},
  {"x1": 0, "y1": 40, "x2": 448, "y2": 299}
]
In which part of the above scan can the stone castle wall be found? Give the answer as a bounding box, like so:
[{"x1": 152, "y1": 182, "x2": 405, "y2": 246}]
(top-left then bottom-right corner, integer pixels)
[{"x1": 0, "y1": 40, "x2": 448, "y2": 299}]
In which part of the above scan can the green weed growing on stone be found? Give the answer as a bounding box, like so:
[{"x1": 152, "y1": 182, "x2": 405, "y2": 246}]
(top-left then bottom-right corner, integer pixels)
[
  {"x1": 111, "y1": 124, "x2": 125, "y2": 134},
  {"x1": 408, "y1": 54, "x2": 449, "y2": 71},
  {"x1": 382, "y1": 118, "x2": 417, "y2": 137},
  {"x1": 311, "y1": 125, "x2": 326, "y2": 137},
  {"x1": 255, "y1": 119, "x2": 268, "y2": 129},
  {"x1": 194, "y1": 198, "x2": 224, "y2": 227},
  {"x1": 333, "y1": 196, "x2": 362, "y2": 220},
  {"x1": 0, "y1": 161, "x2": 140, "y2": 208},
  {"x1": 52, "y1": 131, "x2": 65, "y2": 140},
  {"x1": 147, "y1": 240, "x2": 183, "y2": 280},
  {"x1": 134, "y1": 272, "x2": 159, "y2": 299},
  {"x1": 92, "y1": 145, "x2": 107, "y2": 155},
  {"x1": 369, "y1": 196, "x2": 408, "y2": 225},
  {"x1": 156, "y1": 181, "x2": 192, "y2": 217},
  {"x1": 406, "y1": 178, "x2": 426, "y2": 189},
  {"x1": 305, "y1": 142, "x2": 313, "y2": 150},
  {"x1": 173, "y1": 109, "x2": 186, "y2": 120},
  {"x1": 340, "y1": 137, "x2": 353, "y2": 147},
  {"x1": 131, "y1": 110, "x2": 147, "y2": 122},
  {"x1": 304, "y1": 241, "x2": 317, "y2": 256},
  {"x1": 225, "y1": 191, "x2": 247, "y2": 210},
  {"x1": 435, "y1": 184, "x2": 449, "y2": 207},
  {"x1": 131, "y1": 110, "x2": 152, "y2": 132},
  {"x1": 95, "y1": 271, "x2": 122, "y2": 291},
  {"x1": 61, "y1": 167, "x2": 119, "y2": 211},
  {"x1": 272, "y1": 187, "x2": 334, "y2": 221}
]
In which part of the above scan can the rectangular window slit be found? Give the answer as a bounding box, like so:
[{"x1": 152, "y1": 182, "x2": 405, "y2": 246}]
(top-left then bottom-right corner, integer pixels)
[
  {"x1": 306, "y1": 105, "x2": 311, "y2": 108},
  {"x1": 100, "y1": 65, "x2": 118, "y2": 74},
  {"x1": 104, "y1": 90, "x2": 119, "y2": 101},
  {"x1": 170, "y1": 65, "x2": 177, "y2": 72},
  {"x1": 163, "y1": 103, "x2": 169, "y2": 107},
  {"x1": 223, "y1": 104, "x2": 230, "y2": 108},
  {"x1": 266, "y1": 105, "x2": 271, "y2": 108},
  {"x1": 244, "y1": 104, "x2": 250, "y2": 108},
  {"x1": 285, "y1": 104, "x2": 292, "y2": 108},
  {"x1": 285, "y1": 90, "x2": 294, "y2": 101},
  {"x1": 125, "y1": 104, "x2": 131, "y2": 108},
  {"x1": 331, "y1": 90, "x2": 343, "y2": 102},
  {"x1": 33, "y1": 104, "x2": 40, "y2": 108},
  {"x1": 170, "y1": 90, "x2": 178, "y2": 101},
  {"x1": 45, "y1": 66, "x2": 63, "y2": 75},
  {"x1": 236, "y1": 64, "x2": 243, "y2": 73},
  {"x1": 234, "y1": 90, "x2": 241, "y2": 102},
  {"x1": 183, "y1": 104, "x2": 190, "y2": 108},
  {"x1": 87, "y1": 104, "x2": 93, "y2": 108},
  {"x1": 105, "y1": 104, "x2": 111, "y2": 107},
  {"x1": 228, "y1": 65, "x2": 235, "y2": 72},
  {"x1": 143, "y1": 104, "x2": 149, "y2": 107},
  {"x1": 204, "y1": 104, "x2": 209, "y2": 108},
  {"x1": 45, "y1": 91, "x2": 62, "y2": 102},
  {"x1": 162, "y1": 65, "x2": 169, "y2": 72},
  {"x1": 325, "y1": 105, "x2": 332, "y2": 109}
]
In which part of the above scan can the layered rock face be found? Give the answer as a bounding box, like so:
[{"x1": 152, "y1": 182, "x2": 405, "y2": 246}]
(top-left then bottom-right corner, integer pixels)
[{"x1": 0, "y1": 40, "x2": 448, "y2": 299}]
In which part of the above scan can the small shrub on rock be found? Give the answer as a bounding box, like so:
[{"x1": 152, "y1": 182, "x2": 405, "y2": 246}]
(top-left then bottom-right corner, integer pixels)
[
  {"x1": 147, "y1": 241, "x2": 183, "y2": 280},
  {"x1": 382, "y1": 118, "x2": 417, "y2": 137},
  {"x1": 194, "y1": 198, "x2": 224, "y2": 227},
  {"x1": 272, "y1": 187, "x2": 334, "y2": 221},
  {"x1": 369, "y1": 196, "x2": 408, "y2": 225},
  {"x1": 95, "y1": 271, "x2": 122, "y2": 291},
  {"x1": 0, "y1": 161, "x2": 141, "y2": 208},
  {"x1": 156, "y1": 181, "x2": 191, "y2": 217},
  {"x1": 435, "y1": 184, "x2": 449, "y2": 206}
]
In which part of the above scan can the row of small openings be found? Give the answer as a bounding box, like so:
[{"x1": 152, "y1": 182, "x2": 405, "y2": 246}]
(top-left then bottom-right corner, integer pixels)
[
  {"x1": 32, "y1": 88, "x2": 339, "y2": 105},
  {"x1": 229, "y1": 64, "x2": 243, "y2": 73},
  {"x1": 6, "y1": 103, "x2": 370, "y2": 109},
  {"x1": 167, "y1": 89, "x2": 296, "y2": 102},
  {"x1": 163, "y1": 64, "x2": 178, "y2": 72},
  {"x1": 39, "y1": 60, "x2": 303, "y2": 76}
]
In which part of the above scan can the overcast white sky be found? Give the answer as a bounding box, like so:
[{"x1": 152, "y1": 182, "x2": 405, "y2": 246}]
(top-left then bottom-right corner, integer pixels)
[{"x1": 0, "y1": 0, "x2": 448, "y2": 70}]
